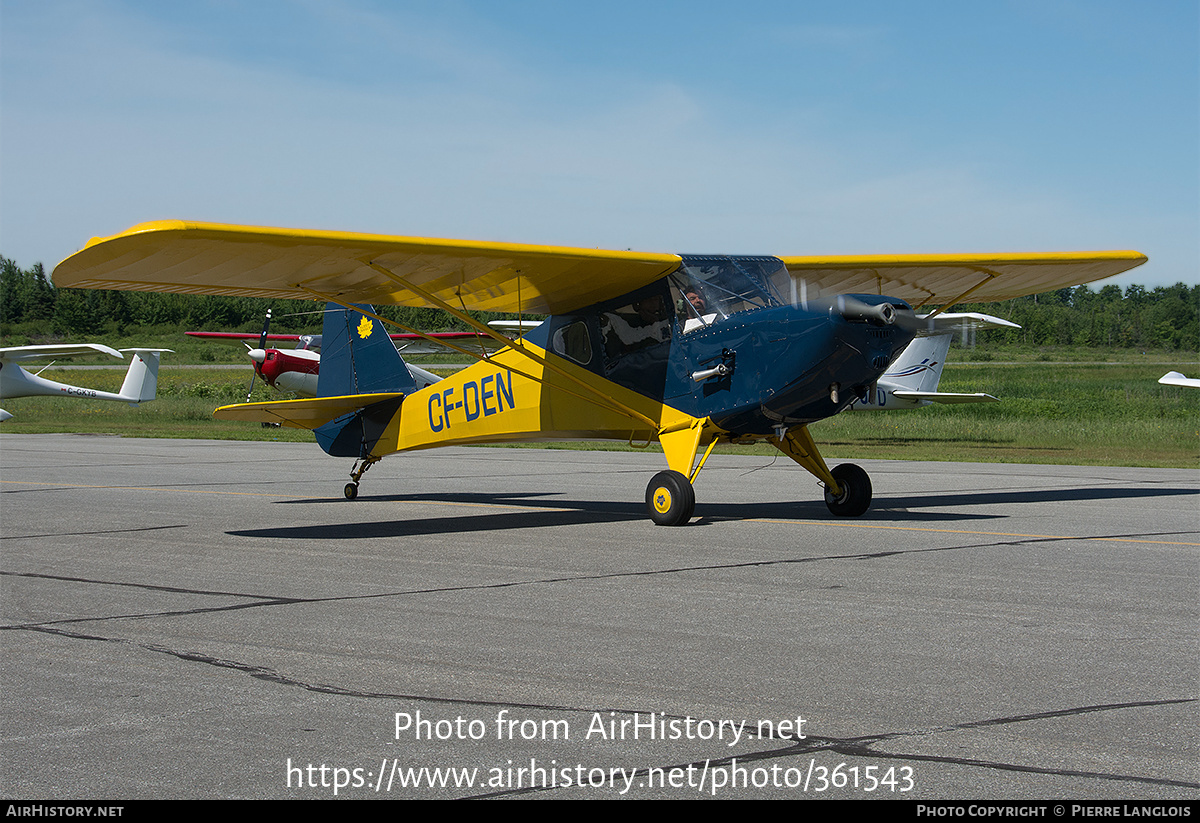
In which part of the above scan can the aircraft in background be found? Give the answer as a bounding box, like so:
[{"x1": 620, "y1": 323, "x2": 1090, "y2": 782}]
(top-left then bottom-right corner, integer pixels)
[
  {"x1": 1159, "y1": 371, "x2": 1200, "y2": 388},
  {"x1": 0, "y1": 344, "x2": 170, "y2": 421},
  {"x1": 846, "y1": 312, "x2": 1019, "y2": 410},
  {"x1": 53, "y1": 220, "x2": 1146, "y2": 525}
]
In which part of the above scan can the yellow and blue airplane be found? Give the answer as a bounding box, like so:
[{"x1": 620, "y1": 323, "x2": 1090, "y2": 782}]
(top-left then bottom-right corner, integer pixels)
[{"x1": 53, "y1": 221, "x2": 1146, "y2": 525}]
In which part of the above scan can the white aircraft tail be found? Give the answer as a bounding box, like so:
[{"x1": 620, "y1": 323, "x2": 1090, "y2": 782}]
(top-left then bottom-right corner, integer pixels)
[
  {"x1": 885, "y1": 334, "x2": 953, "y2": 394},
  {"x1": 848, "y1": 334, "x2": 998, "y2": 409},
  {"x1": 118, "y1": 349, "x2": 171, "y2": 403}
]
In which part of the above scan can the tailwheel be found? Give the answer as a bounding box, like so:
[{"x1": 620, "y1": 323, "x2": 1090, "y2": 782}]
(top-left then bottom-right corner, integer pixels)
[
  {"x1": 824, "y1": 463, "x2": 872, "y2": 517},
  {"x1": 344, "y1": 456, "x2": 379, "y2": 500},
  {"x1": 645, "y1": 470, "x2": 695, "y2": 526}
]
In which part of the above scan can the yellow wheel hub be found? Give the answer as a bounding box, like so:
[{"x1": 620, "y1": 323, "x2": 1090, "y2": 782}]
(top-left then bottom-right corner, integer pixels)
[{"x1": 653, "y1": 487, "x2": 672, "y2": 514}]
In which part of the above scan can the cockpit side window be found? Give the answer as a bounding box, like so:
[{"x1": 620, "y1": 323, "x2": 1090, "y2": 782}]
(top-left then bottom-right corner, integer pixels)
[{"x1": 552, "y1": 319, "x2": 593, "y2": 366}]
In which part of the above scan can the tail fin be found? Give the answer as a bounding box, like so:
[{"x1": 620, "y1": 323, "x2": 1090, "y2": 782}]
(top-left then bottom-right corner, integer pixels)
[
  {"x1": 117, "y1": 349, "x2": 171, "y2": 403},
  {"x1": 317, "y1": 304, "x2": 418, "y2": 397},
  {"x1": 866, "y1": 333, "x2": 997, "y2": 407},
  {"x1": 310, "y1": 304, "x2": 414, "y2": 459},
  {"x1": 881, "y1": 334, "x2": 952, "y2": 393}
]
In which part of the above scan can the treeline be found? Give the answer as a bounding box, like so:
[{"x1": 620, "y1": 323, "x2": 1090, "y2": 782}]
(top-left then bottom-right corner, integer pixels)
[
  {"x1": 958, "y1": 283, "x2": 1198, "y2": 351},
  {"x1": 2, "y1": 256, "x2": 1197, "y2": 350}
]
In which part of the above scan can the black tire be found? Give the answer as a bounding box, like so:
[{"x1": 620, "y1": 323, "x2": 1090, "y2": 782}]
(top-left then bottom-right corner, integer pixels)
[
  {"x1": 824, "y1": 463, "x2": 871, "y2": 517},
  {"x1": 344, "y1": 483, "x2": 359, "y2": 500},
  {"x1": 645, "y1": 470, "x2": 696, "y2": 526}
]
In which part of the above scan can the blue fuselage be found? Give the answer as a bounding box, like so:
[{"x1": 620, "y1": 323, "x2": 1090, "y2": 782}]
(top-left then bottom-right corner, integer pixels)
[
  {"x1": 526, "y1": 256, "x2": 914, "y2": 436},
  {"x1": 666, "y1": 301, "x2": 913, "y2": 433}
]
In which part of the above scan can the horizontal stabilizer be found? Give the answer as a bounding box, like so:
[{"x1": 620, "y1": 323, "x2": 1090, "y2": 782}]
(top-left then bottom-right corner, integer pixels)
[
  {"x1": 913, "y1": 312, "x2": 1021, "y2": 337},
  {"x1": 214, "y1": 392, "x2": 406, "y2": 429},
  {"x1": 892, "y1": 390, "x2": 999, "y2": 404},
  {"x1": 1159, "y1": 371, "x2": 1200, "y2": 388}
]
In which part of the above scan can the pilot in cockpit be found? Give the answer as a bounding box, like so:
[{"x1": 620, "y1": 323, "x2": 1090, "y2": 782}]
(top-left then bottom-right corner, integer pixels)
[{"x1": 681, "y1": 287, "x2": 718, "y2": 333}]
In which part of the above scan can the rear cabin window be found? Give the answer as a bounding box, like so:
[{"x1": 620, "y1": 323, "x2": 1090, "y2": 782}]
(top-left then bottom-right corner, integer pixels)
[{"x1": 552, "y1": 320, "x2": 593, "y2": 366}]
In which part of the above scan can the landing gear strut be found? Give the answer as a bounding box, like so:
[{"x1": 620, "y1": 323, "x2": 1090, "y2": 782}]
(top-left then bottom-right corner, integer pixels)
[
  {"x1": 770, "y1": 424, "x2": 873, "y2": 518},
  {"x1": 344, "y1": 456, "x2": 379, "y2": 500},
  {"x1": 648, "y1": 417, "x2": 722, "y2": 526}
]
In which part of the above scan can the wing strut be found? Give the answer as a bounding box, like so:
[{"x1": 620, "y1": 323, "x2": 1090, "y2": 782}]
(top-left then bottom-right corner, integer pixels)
[
  {"x1": 361, "y1": 261, "x2": 664, "y2": 430},
  {"x1": 856, "y1": 265, "x2": 1000, "y2": 318},
  {"x1": 922, "y1": 268, "x2": 1000, "y2": 319},
  {"x1": 301, "y1": 284, "x2": 661, "y2": 431}
]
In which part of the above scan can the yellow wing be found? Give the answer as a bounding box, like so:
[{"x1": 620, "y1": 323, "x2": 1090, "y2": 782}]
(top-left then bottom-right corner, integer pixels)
[
  {"x1": 779, "y1": 251, "x2": 1147, "y2": 310},
  {"x1": 52, "y1": 221, "x2": 1148, "y2": 315},
  {"x1": 52, "y1": 221, "x2": 681, "y2": 316}
]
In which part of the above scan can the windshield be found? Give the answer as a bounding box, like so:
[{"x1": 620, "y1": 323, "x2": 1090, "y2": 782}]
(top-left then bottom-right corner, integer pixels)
[{"x1": 671, "y1": 255, "x2": 787, "y2": 332}]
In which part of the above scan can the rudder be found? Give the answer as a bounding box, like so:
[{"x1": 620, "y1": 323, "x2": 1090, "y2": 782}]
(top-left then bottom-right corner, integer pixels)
[
  {"x1": 118, "y1": 349, "x2": 171, "y2": 403},
  {"x1": 313, "y1": 304, "x2": 415, "y2": 459},
  {"x1": 882, "y1": 334, "x2": 952, "y2": 393},
  {"x1": 317, "y1": 304, "x2": 418, "y2": 397}
]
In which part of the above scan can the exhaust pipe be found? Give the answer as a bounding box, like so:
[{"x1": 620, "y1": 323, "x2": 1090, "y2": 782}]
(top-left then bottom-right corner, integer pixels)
[{"x1": 836, "y1": 296, "x2": 896, "y2": 326}]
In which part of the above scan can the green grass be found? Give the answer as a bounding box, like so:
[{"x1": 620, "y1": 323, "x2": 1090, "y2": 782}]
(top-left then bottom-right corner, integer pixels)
[
  {"x1": 3, "y1": 362, "x2": 1196, "y2": 468},
  {"x1": 817, "y1": 362, "x2": 1199, "y2": 467},
  {"x1": 950, "y1": 343, "x2": 1199, "y2": 364}
]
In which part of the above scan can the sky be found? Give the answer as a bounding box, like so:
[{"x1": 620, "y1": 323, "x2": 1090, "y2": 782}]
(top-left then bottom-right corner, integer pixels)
[{"x1": 1, "y1": 0, "x2": 1196, "y2": 290}]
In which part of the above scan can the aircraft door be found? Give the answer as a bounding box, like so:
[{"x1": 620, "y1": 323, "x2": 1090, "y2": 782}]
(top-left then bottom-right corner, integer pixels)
[{"x1": 597, "y1": 283, "x2": 675, "y2": 401}]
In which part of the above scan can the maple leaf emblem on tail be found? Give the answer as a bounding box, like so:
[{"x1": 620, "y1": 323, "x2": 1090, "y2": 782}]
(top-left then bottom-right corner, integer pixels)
[{"x1": 357, "y1": 316, "x2": 374, "y2": 339}]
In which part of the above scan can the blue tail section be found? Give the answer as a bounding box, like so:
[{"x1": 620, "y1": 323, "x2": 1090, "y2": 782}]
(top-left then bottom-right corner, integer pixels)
[
  {"x1": 317, "y1": 304, "x2": 418, "y2": 397},
  {"x1": 314, "y1": 304, "x2": 416, "y2": 458}
]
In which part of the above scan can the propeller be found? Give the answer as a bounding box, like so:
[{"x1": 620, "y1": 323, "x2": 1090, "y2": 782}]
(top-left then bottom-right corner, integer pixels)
[{"x1": 244, "y1": 308, "x2": 271, "y2": 402}]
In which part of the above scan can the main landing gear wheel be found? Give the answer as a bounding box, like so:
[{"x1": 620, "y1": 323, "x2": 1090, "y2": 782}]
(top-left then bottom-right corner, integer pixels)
[
  {"x1": 344, "y1": 483, "x2": 359, "y2": 500},
  {"x1": 824, "y1": 463, "x2": 872, "y2": 517},
  {"x1": 645, "y1": 470, "x2": 695, "y2": 526}
]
